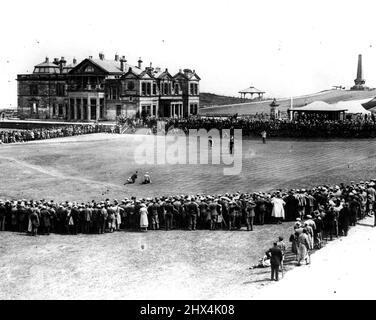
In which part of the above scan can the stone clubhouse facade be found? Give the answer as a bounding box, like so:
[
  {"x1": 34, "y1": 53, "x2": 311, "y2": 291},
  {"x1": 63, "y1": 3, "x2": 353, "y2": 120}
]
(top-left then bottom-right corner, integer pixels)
[{"x1": 17, "y1": 53, "x2": 200, "y2": 121}]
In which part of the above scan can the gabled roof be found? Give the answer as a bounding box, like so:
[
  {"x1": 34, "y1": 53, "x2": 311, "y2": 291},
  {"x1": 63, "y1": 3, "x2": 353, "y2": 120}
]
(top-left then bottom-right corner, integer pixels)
[
  {"x1": 138, "y1": 69, "x2": 155, "y2": 79},
  {"x1": 173, "y1": 71, "x2": 188, "y2": 79},
  {"x1": 121, "y1": 66, "x2": 143, "y2": 79},
  {"x1": 173, "y1": 70, "x2": 201, "y2": 81},
  {"x1": 239, "y1": 86, "x2": 265, "y2": 94},
  {"x1": 157, "y1": 69, "x2": 173, "y2": 80},
  {"x1": 187, "y1": 71, "x2": 201, "y2": 81}
]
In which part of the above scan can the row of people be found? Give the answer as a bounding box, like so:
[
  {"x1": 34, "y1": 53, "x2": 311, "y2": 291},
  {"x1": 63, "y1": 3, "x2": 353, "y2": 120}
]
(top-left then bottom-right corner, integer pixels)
[
  {"x1": 0, "y1": 124, "x2": 121, "y2": 144},
  {"x1": 0, "y1": 179, "x2": 374, "y2": 235},
  {"x1": 165, "y1": 116, "x2": 376, "y2": 138}
]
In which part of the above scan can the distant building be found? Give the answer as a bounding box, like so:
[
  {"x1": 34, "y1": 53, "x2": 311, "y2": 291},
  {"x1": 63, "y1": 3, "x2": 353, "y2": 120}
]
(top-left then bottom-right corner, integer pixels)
[{"x1": 17, "y1": 53, "x2": 200, "y2": 121}]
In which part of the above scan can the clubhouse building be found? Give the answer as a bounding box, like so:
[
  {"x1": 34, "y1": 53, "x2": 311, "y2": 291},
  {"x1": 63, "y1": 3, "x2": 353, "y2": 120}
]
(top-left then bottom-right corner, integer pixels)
[{"x1": 17, "y1": 53, "x2": 200, "y2": 121}]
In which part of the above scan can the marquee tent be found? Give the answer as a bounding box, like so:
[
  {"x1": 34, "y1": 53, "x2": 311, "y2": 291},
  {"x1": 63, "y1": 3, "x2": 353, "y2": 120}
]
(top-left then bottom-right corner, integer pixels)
[{"x1": 333, "y1": 99, "x2": 371, "y2": 114}]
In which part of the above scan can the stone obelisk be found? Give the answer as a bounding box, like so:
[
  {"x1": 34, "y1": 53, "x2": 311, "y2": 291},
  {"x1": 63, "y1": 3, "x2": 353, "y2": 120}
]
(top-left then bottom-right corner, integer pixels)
[{"x1": 351, "y1": 54, "x2": 368, "y2": 90}]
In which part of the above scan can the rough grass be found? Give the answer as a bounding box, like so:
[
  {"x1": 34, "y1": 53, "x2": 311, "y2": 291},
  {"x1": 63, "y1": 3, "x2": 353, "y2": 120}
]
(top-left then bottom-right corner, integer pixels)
[{"x1": 0, "y1": 222, "x2": 295, "y2": 300}]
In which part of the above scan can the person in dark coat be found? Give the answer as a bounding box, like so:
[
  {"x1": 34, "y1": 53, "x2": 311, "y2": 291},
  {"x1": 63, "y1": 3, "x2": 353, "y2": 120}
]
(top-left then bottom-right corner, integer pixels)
[
  {"x1": 245, "y1": 199, "x2": 256, "y2": 231},
  {"x1": 284, "y1": 191, "x2": 299, "y2": 221},
  {"x1": 338, "y1": 203, "x2": 351, "y2": 236},
  {"x1": 266, "y1": 242, "x2": 283, "y2": 281},
  {"x1": 29, "y1": 209, "x2": 40, "y2": 236},
  {"x1": 17, "y1": 202, "x2": 28, "y2": 233},
  {"x1": 187, "y1": 197, "x2": 199, "y2": 231},
  {"x1": 256, "y1": 195, "x2": 267, "y2": 225},
  {"x1": 40, "y1": 206, "x2": 51, "y2": 235},
  {"x1": 0, "y1": 200, "x2": 6, "y2": 231}
]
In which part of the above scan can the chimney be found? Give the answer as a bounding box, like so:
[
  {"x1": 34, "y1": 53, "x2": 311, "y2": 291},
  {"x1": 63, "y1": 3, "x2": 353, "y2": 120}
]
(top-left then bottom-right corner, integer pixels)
[
  {"x1": 73, "y1": 57, "x2": 77, "y2": 65},
  {"x1": 45, "y1": 57, "x2": 49, "y2": 63},
  {"x1": 115, "y1": 54, "x2": 119, "y2": 62},
  {"x1": 120, "y1": 55, "x2": 127, "y2": 72},
  {"x1": 89, "y1": 55, "x2": 93, "y2": 59},
  {"x1": 138, "y1": 57, "x2": 143, "y2": 69},
  {"x1": 59, "y1": 56, "x2": 66, "y2": 74},
  {"x1": 60, "y1": 56, "x2": 66, "y2": 67},
  {"x1": 99, "y1": 52, "x2": 105, "y2": 60},
  {"x1": 53, "y1": 58, "x2": 59, "y2": 65}
]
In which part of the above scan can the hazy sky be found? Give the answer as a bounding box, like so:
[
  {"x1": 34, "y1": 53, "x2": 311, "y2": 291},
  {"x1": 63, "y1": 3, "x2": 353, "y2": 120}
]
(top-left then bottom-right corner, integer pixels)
[{"x1": 2, "y1": 0, "x2": 376, "y2": 108}]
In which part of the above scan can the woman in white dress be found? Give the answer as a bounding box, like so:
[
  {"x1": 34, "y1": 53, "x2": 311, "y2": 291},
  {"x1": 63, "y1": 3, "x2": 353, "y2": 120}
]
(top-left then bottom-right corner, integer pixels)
[
  {"x1": 139, "y1": 203, "x2": 149, "y2": 232},
  {"x1": 271, "y1": 193, "x2": 286, "y2": 224}
]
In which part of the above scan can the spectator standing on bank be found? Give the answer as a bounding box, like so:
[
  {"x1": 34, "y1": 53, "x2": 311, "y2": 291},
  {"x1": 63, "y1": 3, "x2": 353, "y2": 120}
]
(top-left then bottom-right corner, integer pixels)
[{"x1": 266, "y1": 242, "x2": 283, "y2": 281}]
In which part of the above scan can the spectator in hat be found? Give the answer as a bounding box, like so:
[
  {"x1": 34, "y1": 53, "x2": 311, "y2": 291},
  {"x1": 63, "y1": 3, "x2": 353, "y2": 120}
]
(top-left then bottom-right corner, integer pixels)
[
  {"x1": 266, "y1": 242, "x2": 283, "y2": 281},
  {"x1": 245, "y1": 199, "x2": 256, "y2": 231}
]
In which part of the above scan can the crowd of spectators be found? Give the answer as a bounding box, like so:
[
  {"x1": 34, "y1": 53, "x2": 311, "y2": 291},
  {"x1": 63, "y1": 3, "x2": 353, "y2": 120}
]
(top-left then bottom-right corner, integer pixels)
[
  {"x1": 0, "y1": 178, "x2": 374, "y2": 237},
  {"x1": 164, "y1": 114, "x2": 376, "y2": 138},
  {"x1": 0, "y1": 124, "x2": 120, "y2": 144}
]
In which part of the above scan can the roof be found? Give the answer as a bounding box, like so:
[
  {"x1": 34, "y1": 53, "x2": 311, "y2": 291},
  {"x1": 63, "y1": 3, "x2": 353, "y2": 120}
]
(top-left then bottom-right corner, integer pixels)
[
  {"x1": 293, "y1": 101, "x2": 347, "y2": 112},
  {"x1": 90, "y1": 59, "x2": 124, "y2": 74},
  {"x1": 362, "y1": 97, "x2": 376, "y2": 110},
  {"x1": 239, "y1": 86, "x2": 265, "y2": 94},
  {"x1": 33, "y1": 58, "x2": 60, "y2": 74},
  {"x1": 333, "y1": 100, "x2": 371, "y2": 114}
]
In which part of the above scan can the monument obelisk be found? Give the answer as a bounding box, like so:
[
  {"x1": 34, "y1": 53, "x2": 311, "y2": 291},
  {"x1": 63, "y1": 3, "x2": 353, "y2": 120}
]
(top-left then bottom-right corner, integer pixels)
[{"x1": 351, "y1": 54, "x2": 368, "y2": 90}]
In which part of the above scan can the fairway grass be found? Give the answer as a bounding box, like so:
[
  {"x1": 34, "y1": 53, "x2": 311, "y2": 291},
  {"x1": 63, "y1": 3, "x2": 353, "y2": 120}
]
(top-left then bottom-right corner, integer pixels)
[{"x1": 1, "y1": 133, "x2": 376, "y2": 201}]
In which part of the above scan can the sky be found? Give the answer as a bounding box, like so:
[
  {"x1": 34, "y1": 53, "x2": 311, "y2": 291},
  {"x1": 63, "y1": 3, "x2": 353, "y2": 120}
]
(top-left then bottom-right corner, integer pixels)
[{"x1": 1, "y1": 0, "x2": 376, "y2": 109}]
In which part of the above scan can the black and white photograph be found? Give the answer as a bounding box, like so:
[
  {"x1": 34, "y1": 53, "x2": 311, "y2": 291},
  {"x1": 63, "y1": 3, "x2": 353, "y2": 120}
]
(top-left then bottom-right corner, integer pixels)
[{"x1": 1, "y1": 0, "x2": 376, "y2": 305}]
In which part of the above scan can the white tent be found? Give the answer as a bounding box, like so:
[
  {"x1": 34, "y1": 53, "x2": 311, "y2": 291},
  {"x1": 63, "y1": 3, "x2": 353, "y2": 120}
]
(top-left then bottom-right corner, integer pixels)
[
  {"x1": 333, "y1": 100, "x2": 371, "y2": 114},
  {"x1": 295, "y1": 101, "x2": 347, "y2": 112}
]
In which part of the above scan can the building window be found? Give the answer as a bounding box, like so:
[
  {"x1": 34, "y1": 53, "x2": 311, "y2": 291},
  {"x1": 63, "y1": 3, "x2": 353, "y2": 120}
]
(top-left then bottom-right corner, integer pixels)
[
  {"x1": 146, "y1": 83, "x2": 151, "y2": 95},
  {"x1": 76, "y1": 99, "x2": 81, "y2": 119},
  {"x1": 152, "y1": 83, "x2": 157, "y2": 95},
  {"x1": 190, "y1": 103, "x2": 198, "y2": 115},
  {"x1": 56, "y1": 83, "x2": 65, "y2": 96},
  {"x1": 100, "y1": 99, "x2": 104, "y2": 119},
  {"x1": 85, "y1": 66, "x2": 95, "y2": 73},
  {"x1": 163, "y1": 83, "x2": 168, "y2": 95},
  {"x1": 58, "y1": 104, "x2": 63, "y2": 116},
  {"x1": 141, "y1": 105, "x2": 151, "y2": 117},
  {"x1": 152, "y1": 105, "x2": 156, "y2": 116},
  {"x1": 109, "y1": 87, "x2": 118, "y2": 100},
  {"x1": 30, "y1": 84, "x2": 38, "y2": 95},
  {"x1": 175, "y1": 83, "x2": 179, "y2": 94},
  {"x1": 116, "y1": 105, "x2": 122, "y2": 116},
  {"x1": 83, "y1": 99, "x2": 88, "y2": 119},
  {"x1": 141, "y1": 82, "x2": 147, "y2": 95},
  {"x1": 127, "y1": 81, "x2": 135, "y2": 90}
]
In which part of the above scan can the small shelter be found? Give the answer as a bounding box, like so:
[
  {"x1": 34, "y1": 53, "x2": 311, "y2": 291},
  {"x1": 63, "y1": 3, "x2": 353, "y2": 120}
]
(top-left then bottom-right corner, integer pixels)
[
  {"x1": 239, "y1": 86, "x2": 265, "y2": 100},
  {"x1": 288, "y1": 101, "x2": 347, "y2": 121}
]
